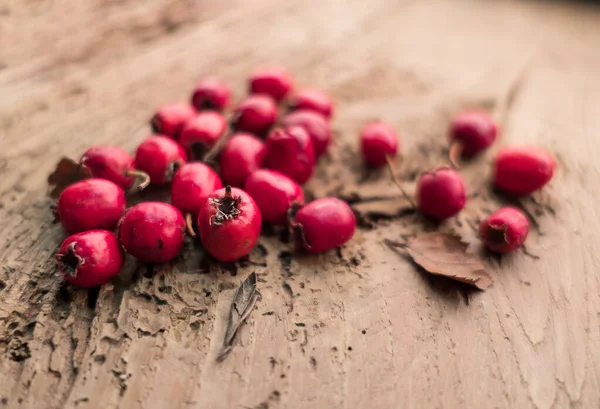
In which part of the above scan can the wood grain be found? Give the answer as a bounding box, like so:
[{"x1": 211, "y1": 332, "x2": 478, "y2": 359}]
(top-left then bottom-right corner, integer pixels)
[{"x1": 1, "y1": 1, "x2": 600, "y2": 408}]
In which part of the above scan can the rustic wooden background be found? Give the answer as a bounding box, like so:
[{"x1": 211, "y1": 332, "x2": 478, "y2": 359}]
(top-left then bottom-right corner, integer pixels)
[{"x1": 1, "y1": 1, "x2": 600, "y2": 408}]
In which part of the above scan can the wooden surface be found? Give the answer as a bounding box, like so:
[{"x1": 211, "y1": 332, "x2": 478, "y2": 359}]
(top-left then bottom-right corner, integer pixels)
[{"x1": 1, "y1": 1, "x2": 600, "y2": 408}]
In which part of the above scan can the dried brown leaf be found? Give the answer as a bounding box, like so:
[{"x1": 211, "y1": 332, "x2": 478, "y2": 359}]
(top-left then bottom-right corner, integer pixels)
[
  {"x1": 405, "y1": 232, "x2": 492, "y2": 290},
  {"x1": 352, "y1": 197, "x2": 415, "y2": 218},
  {"x1": 340, "y1": 179, "x2": 417, "y2": 221},
  {"x1": 47, "y1": 157, "x2": 92, "y2": 198},
  {"x1": 217, "y1": 272, "x2": 261, "y2": 362},
  {"x1": 339, "y1": 180, "x2": 416, "y2": 203}
]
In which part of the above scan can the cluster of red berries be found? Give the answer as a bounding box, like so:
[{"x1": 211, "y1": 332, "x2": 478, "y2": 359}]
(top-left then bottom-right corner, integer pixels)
[
  {"x1": 52, "y1": 68, "x2": 555, "y2": 288},
  {"x1": 360, "y1": 110, "x2": 555, "y2": 253},
  {"x1": 53, "y1": 69, "x2": 356, "y2": 287}
]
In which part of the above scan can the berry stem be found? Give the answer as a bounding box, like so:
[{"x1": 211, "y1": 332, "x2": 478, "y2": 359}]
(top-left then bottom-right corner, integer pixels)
[
  {"x1": 292, "y1": 223, "x2": 311, "y2": 251},
  {"x1": 448, "y1": 140, "x2": 464, "y2": 169},
  {"x1": 203, "y1": 116, "x2": 240, "y2": 165},
  {"x1": 287, "y1": 201, "x2": 302, "y2": 222},
  {"x1": 203, "y1": 131, "x2": 233, "y2": 164},
  {"x1": 185, "y1": 213, "x2": 196, "y2": 237},
  {"x1": 126, "y1": 169, "x2": 151, "y2": 192},
  {"x1": 384, "y1": 156, "x2": 416, "y2": 209}
]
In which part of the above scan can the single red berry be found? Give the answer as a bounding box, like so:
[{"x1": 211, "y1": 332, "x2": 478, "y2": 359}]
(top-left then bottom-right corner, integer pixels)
[
  {"x1": 292, "y1": 198, "x2": 356, "y2": 253},
  {"x1": 57, "y1": 179, "x2": 126, "y2": 234},
  {"x1": 360, "y1": 121, "x2": 399, "y2": 167},
  {"x1": 80, "y1": 146, "x2": 134, "y2": 189},
  {"x1": 56, "y1": 230, "x2": 124, "y2": 287},
  {"x1": 197, "y1": 186, "x2": 262, "y2": 262},
  {"x1": 245, "y1": 169, "x2": 304, "y2": 226},
  {"x1": 290, "y1": 88, "x2": 333, "y2": 119},
  {"x1": 191, "y1": 78, "x2": 230, "y2": 111},
  {"x1": 80, "y1": 146, "x2": 149, "y2": 191},
  {"x1": 151, "y1": 103, "x2": 196, "y2": 139},
  {"x1": 119, "y1": 202, "x2": 186, "y2": 264},
  {"x1": 449, "y1": 111, "x2": 498, "y2": 156},
  {"x1": 219, "y1": 133, "x2": 266, "y2": 188},
  {"x1": 249, "y1": 68, "x2": 294, "y2": 102},
  {"x1": 416, "y1": 167, "x2": 466, "y2": 220},
  {"x1": 448, "y1": 111, "x2": 498, "y2": 168},
  {"x1": 233, "y1": 95, "x2": 278, "y2": 137},
  {"x1": 282, "y1": 110, "x2": 331, "y2": 158},
  {"x1": 493, "y1": 146, "x2": 555, "y2": 195},
  {"x1": 263, "y1": 126, "x2": 315, "y2": 184},
  {"x1": 479, "y1": 207, "x2": 529, "y2": 253},
  {"x1": 134, "y1": 135, "x2": 188, "y2": 184},
  {"x1": 179, "y1": 112, "x2": 227, "y2": 159},
  {"x1": 171, "y1": 162, "x2": 223, "y2": 223}
]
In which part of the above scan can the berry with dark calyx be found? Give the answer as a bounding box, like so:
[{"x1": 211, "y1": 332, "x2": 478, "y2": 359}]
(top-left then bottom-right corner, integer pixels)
[
  {"x1": 245, "y1": 169, "x2": 304, "y2": 226},
  {"x1": 119, "y1": 202, "x2": 186, "y2": 264},
  {"x1": 449, "y1": 111, "x2": 498, "y2": 167},
  {"x1": 57, "y1": 179, "x2": 126, "y2": 234},
  {"x1": 263, "y1": 126, "x2": 315, "y2": 185},
  {"x1": 282, "y1": 110, "x2": 331, "y2": 158},
  {"x1": 171, "y1": 162, "x2": 223, "y2": 235},
  {"x1": 249, "y1": 68, "x2": 294, "y2": 103},
  {"x1": 416, "y1": 167, "x2": 466, "y2": 220},
  {"x1": 360, "y1": 121, "x2": 399, "y2": 167},
  {"x1": 134, "y1": 135, "x2": 188, "y2": 185},
  {"x1": 291, "y1": 198, "x2": 356, "y2": 253},
  {"x1": 289, "y1": 88, "x2": 333, "y2": 119},
  {"x1": 219, "y1": 133, "x2": 266, "y2": 188},
  {"x1": 493, "y1": 146, "x2": 555, "y2": 195},
  {"x1": 81, "y1": 146, "x2": 150, "y2": 191},
  {"x1": 56, "y1": 230, "x2": 124, "y2": 287},
  {"x1": 191, "y1": 78, "x2": 230, "y2": 111},
  {"x1": 151, "y1": 103, "x2": 196, "y2": 139},
  {"x1": 479, "y1": 207, "x2": 530, "y2": 253},
  {"x1": 198, "y1": 186, "x2": 262, "y2": 262},
  {"x1": 179, "y1": 112, "x2": 227, "y2": 160},
  {"x1": 232, "y1": 94, "x2": 278, "y2": 137}
]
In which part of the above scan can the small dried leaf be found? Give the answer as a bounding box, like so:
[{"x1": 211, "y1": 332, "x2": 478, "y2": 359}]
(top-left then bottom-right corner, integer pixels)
[
  {"x1": 405, "y1": 232, "x2": 492, "y2": 290},
  {"x1": 217, "y1": 272, "x2": 261, "y2": 362},
  {"x1": 339, "y1": 180, "x2": 416, "y2": 203},
  {"x1": 341, "y1": 180, "x2": 416, "y2": 221},
  {"x1": 47, "y1": 157, "x2": 92, "y2": 198},
  {"x1": 352, "y1": 197, "x2": 415, "y2": 218}
]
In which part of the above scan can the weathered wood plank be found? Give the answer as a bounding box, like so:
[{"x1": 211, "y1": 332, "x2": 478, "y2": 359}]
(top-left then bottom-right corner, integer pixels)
[{"x1": 1, "y1": 1, "x2": 600, "y2": 409}]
